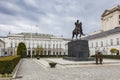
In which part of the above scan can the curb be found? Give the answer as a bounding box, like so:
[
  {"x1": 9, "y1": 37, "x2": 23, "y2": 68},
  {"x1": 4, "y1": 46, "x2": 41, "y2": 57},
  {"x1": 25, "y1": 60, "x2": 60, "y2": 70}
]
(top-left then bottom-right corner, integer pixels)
[
  {"x1": 0, "y1": 59, "x2": 22, "y2": 80},
  {"x1": 12, "y1": 59, "x2": 22, "y2": 79},
  {"x1": 0, "y1": 78, "x2": 12, "y2": 80}
]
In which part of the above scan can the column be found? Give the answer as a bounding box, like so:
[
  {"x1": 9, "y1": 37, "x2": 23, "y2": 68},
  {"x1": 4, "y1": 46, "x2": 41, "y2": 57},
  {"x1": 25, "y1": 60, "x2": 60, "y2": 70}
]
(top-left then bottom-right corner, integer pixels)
[{"x1": 27, "y1": 48, "x2": 28, "y2": 55}]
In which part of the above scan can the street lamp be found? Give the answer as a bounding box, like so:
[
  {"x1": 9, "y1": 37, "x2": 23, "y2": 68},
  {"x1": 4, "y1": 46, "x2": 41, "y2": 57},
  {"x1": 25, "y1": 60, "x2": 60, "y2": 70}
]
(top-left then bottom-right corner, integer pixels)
[
  {"x1": 30, "y1": 26, "x2": 33, "y2": 58},
  {"x1": 30, "y1": 25, "x2": 38, "y2": 58}
]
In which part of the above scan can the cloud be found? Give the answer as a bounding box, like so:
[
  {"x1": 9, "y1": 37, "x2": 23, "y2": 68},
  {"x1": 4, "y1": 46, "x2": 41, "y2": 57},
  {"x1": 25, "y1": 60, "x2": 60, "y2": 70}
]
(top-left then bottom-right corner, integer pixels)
[{"x1": 0, "y1": 0, "x2": 120, "y2": 38}]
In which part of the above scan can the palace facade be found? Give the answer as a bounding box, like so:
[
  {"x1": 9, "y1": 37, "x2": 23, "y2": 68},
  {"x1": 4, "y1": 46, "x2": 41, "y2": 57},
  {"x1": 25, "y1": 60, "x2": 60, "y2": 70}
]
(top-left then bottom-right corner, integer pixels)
[
  {"x1": 82, "y1": 5, "x2": 120, "y2": 55},
  {"x1": 0, "y1": 39, "x2": 5, "y2": 56},
  {"x1": 0, "y1": 33, "x2": 70, "y2": 56}
]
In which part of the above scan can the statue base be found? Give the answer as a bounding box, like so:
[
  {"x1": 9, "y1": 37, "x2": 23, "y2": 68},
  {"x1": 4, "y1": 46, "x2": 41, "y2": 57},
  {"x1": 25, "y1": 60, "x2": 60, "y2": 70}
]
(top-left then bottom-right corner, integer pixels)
[
  {"x1": 63, "y1": 57, "x2": 94, "y2": 61},
  {"x1": 64, "y1": 40, "x2": 94, "y2": 61}
]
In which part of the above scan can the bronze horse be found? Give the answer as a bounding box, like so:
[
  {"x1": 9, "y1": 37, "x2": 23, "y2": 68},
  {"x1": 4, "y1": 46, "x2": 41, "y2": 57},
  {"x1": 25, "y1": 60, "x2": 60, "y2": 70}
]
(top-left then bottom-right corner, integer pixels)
[{"x1": 72, "y1": 20, "x2": 84, "y2": 40}]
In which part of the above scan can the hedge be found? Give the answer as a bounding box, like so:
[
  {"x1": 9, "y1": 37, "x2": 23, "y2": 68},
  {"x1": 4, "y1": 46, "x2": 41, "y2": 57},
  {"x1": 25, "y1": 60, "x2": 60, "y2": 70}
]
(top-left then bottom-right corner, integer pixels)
[
  {"x1": 0, "y1": 55, "x2": 21, "y2": 75},
  {"x1": 27, "y1": 55, "x2": 68, "y2": 58},
  {"x1": 91, "y1": 55, "x2": 120, "y2": 59}
]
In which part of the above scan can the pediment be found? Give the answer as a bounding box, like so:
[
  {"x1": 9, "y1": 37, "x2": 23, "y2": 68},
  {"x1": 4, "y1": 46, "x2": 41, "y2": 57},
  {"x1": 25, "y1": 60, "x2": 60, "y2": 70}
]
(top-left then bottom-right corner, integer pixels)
[{"x1": 101, "y1": 10, "x2": 110, "y2": 17}]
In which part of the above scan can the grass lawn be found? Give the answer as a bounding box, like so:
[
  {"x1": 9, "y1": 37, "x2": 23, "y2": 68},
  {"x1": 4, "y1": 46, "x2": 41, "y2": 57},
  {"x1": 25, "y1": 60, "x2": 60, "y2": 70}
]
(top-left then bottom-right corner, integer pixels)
[{"x1": 0, "y1": 74, "x2": 12, "y2": 78}]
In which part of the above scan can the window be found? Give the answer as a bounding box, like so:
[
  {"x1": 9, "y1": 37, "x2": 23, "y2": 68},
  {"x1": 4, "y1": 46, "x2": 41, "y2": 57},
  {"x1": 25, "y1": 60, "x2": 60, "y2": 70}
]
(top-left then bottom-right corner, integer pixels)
[
  {"x1": 32, "y1": 51, "x2": 35, "y2": 55},
  {"x1": 11, "y1": 52, "x2": 13, "y2": 55},
  {"x1": 11, "y1": 42, "x2": 13, "y2": 48},
  {"x1": 59, "y1": 44, "x2": 61, "y2": 49},
  {"x1": 91, "y1": 43, "x2": 93, "y2": 48},
  {"x1": 41, "y1": 51, "x2": 43, "y2": 55},
  {"x1": 64, "y1": 52, "x2": 66, "y2": 55},
  {"x1": 48, "y1": 51, "x2": 51, "y2": 55},
  {"x1": 119, "y1": 21, "x2": 120, "y2": 25},
  {"x1": 56, "y1": 44, "x2": 58, "y2": 48},
  {"x1": 56, "y1": 52, "x2": 58, "y2": 55},
  {"x1": 53, "y1": 44, "x2": 55, "y2": 48},
  {"x1": 101, "y1": 41, "x2": 103, "y2": 47},
  {"x1": 28, "y1": 51, "x2": 30, "y2": 55},
  {"x1": 33, "y1": 42, "x2": 34, "y2": 48},
  {"x1": 59, "y1": 52, "x2": 61, "y2": 55},
  {"x1": 48, "y1": 44, "x2": 50, "y2": 48},
  {"x1": 44, "y1": 44, "x2": 46, "y2": 48},
  {"x1": 53, "y1": 52, "x2": 55, "y2": 55},
  {"x1": 110, "y1": 39, "x2": 113, "y2": 46},
  {"x1": 15, "y1": 42, "x2": 17, "y2": 47},
  {"x1": 96, "y1": 42, "x2": 98, "y2": 47},
  {"x1": 29, "y1": 42, "x2": 30, "y2": 48},
  {"x1": 41, "y1": 43, "x2": 43, "y2": 48},
  {"x1": 117, "y1": 38, "x2": 119, "y2": 45}
]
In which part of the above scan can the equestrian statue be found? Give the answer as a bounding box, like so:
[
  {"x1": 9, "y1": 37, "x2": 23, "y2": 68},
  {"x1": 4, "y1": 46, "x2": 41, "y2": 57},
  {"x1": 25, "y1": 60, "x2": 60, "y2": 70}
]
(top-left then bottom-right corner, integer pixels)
[{"x1": 72, "y1": 20, "x2": 84, "y2": 40}]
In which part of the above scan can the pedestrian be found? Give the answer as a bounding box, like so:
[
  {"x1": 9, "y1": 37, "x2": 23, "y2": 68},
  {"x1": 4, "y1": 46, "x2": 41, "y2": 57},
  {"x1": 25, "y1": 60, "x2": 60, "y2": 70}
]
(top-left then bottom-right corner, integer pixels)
[
  {"x1": 95, "y1": 52, "x2": 99, "y2": 64},
  {"x1": 95, "y1": 52, "x2": 103, "y2": 64},
  {"x1": 98, "y1": 52, "x2": 103, "y2": 64}
]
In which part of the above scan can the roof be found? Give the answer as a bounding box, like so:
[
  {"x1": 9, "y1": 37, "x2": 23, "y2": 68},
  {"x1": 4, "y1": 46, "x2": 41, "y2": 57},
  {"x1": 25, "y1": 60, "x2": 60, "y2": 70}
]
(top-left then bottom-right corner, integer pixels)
[
  {"x1": 0, "y1": 39, "x2": 5, "y2": 43},
  {"x1": 6, "y1": 32, "x2": 70, "y2": 41},
  {"x1": 102, "y1": 5, "x2": 120, "y2": 17},
  {"x1": 14, "y1": 32, "x2": 55, "y2": 38},
  {"x1": 0, "y1": 36, "x2": 7, "y2": 38},
  {"x1": 82, "y1": 27, "x2": 120, "y2": 40}
]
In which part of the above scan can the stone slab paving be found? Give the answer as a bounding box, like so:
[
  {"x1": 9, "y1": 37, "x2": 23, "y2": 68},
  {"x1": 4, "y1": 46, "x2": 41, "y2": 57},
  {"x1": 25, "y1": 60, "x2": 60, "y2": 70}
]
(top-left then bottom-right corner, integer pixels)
[
  {"x1": 34, "y1": 58, "x2": 120, "y2": 68},
  {"x1": 47, "y1": 58, "x2": 120, "y2": 64},
  {"x1": 15, "y1": 58, "x2": 120, "y2": 80}
]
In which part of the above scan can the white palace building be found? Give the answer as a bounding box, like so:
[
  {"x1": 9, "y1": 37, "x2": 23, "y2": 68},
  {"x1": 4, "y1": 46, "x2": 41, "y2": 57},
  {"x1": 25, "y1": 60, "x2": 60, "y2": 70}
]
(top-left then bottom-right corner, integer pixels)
[
  {"x1": 0, "y1": 32, "x2": 70, "y2": 57},
  {"x1": 82, "y1": 5, "x2": 120, "y2": 56},
  {"x1": 0, "y1": 39, "x2": 5, "y2": 56}
]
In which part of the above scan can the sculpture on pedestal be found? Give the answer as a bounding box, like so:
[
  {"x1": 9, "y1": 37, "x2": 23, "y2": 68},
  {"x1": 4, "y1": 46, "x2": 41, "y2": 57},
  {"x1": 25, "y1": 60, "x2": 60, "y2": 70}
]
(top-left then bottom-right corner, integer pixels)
[
  {"x1": 64, "y1": 20, "x2": 94, "y2": 61},
  {"x1": 72, "y1": 20, "x2": 84, "y2": 40}
]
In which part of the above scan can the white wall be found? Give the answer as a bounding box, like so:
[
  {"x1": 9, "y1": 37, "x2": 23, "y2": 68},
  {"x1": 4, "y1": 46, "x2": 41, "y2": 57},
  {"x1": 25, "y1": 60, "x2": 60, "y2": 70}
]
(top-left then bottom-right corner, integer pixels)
[
  {"x1": 0, "y1": 34, "x2": 70, "y2": 56},
  {"x1": 89, "y1": 33, "x2": 120, "y2": 55},
  {"x1": 101, "y1": 11, "x2": 120, "y2": 31},
  {"x1": 0, "y1": 41, "x2": 5, "y2": 56}
]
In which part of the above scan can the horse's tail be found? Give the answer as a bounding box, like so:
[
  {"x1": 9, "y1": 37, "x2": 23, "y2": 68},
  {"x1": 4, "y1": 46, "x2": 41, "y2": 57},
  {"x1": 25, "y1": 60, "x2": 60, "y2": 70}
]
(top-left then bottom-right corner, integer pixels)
[{"x1": 72, "y1": 31, "x2": 74, "y2": 39}]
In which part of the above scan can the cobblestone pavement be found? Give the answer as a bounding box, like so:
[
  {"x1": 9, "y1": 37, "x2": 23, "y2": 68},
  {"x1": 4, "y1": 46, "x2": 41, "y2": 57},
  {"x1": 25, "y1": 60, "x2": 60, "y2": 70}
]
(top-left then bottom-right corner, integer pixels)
[{"x1": 15, "y1": 59, "x2": 120, "y2": 80}]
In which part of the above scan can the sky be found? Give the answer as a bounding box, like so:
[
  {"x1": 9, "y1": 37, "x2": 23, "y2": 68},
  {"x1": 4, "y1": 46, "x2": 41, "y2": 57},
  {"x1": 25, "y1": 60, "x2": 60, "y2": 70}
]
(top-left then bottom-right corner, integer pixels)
[{"x1": 0, "y1": 0, "x2": 120, "y2": 38}]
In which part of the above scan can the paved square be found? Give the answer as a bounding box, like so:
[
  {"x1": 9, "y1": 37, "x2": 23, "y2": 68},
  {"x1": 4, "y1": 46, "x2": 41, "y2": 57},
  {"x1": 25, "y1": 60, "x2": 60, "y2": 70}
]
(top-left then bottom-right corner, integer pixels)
[{"x1": 15, "y1": 58, "x2": 120, "y2": 80}]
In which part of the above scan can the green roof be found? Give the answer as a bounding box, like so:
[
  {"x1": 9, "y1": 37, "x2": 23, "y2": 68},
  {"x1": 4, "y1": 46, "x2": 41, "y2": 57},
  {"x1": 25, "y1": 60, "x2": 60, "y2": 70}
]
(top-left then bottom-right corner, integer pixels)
[{"x1": 17, "y1": 32, "x2": 55, "y2": 38}]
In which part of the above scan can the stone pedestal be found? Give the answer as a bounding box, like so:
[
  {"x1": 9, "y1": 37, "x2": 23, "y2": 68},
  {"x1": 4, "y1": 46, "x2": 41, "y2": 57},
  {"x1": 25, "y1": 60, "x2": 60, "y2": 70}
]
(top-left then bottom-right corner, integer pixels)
[{"x1": 64, "y1": 40, "x2": 94, "y2": 61}]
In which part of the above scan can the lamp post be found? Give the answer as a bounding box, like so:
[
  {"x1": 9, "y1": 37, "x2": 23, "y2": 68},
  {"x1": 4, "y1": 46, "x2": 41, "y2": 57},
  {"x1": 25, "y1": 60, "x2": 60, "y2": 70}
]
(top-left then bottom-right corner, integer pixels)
[
  {"x1": 30, "y1": 26, "x2": 33, "y2": 58},
  {"x1": 30, "y1": 25, "x2": 38, "y2": 58}
]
